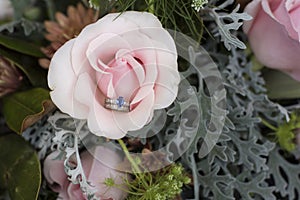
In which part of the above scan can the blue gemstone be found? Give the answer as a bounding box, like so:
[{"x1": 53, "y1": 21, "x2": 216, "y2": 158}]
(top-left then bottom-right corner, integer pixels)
[{"x1": 116, "y1": 96, "x2": 125, "y2": 108}]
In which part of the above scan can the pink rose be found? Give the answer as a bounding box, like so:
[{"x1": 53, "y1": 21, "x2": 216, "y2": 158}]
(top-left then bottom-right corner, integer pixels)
[
  {"x1": 48, "y1": 11, "x2": 180, "y2": 139},
  {"x1": 43, "y1": 146, "x2": 128, "y2": 200},
  {"x1": 243, "y1": 0, "x2": 300, "y2": 81}
]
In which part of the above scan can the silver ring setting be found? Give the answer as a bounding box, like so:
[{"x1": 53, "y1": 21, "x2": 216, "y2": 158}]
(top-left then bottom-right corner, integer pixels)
[{"x1": 104, "y1": 96, "x2": 130, "y2": 112}]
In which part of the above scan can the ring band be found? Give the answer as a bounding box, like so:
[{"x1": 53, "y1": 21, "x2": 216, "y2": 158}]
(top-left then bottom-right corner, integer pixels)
[{"x1": 104, "y1": 96, "x2": 130, "y2": 112}]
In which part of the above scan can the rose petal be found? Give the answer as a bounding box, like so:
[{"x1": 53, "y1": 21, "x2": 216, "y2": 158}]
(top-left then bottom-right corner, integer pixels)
[
  {"x1": 119, "y1": 28, "x2": 178, "y2": 106},
  {"x1": 85, "y1": 146, "x2": 127, "y2": 200},
  {"x1": 43, "y1": 152, "x2": 68, "y2": 193},
  {"x1": 139, "y1": 28, "x2": 177, "y2": 62},
  {"x1": 97, "y1": 72, "x2": 116, "y2": 98},
  {"x1": 112, "y1": 91, "x2": 155, "y2": 132},
  {"x1": 152, "y1": 40, "x2": 177, "y2": 69},
  {"x1": 67, "y1": 184, "x2": 85, "y2": 200},
  {"x1": 86, "y1": 33, "x2": 132, "y2": 73},
  {"x1": 153, "y1": 64, "x2": 180, "y2": 109},
  {"x1": 287, "y1": 0, "x2": 300, "y2": 41},
  {"x1": 114, "y1": 30, "x2": 158, "y2": 102},
  {"x1": 269, "y1": 0, "x2": 299, "y2": 40},
  {"x1": 286, "y1": 0, "x2": 300, "y2": 10},
  {"x1": 119, "y1": 52, "x2": 145, "y2": 85},
  {"x1": 119, "y1": 29, "x2": 157, "y2": 64},
  {"x1": 71, "y1": 12, "x2": 143, "y2": 75},
  {"x1": 48, "y1": 39, "x2": 89, "y2": 118},
  {"x1": 96, "y1": 52, "x2": 140, "y2": 100},
  {"x1": 113, "y1": 64, "x2": 140, "y2": 101},
  {"x1": 74, "y1": 73, "x2": 126, "y2": 138},
  {"x1": 247, "y1": 4, "x2": 300, "y2": 80},
  {"x1": 115, "y1": 11, "x2": 162, "y2": 30},
  {"x1": 243, "y1": 0, "x2": 262, "y2": 34},
  {"x1": 128, "y1": 46, "x2": 158, "y2": 105},
  {"x1": 150, "y1": 39, "x2": 179, "y2": 109}
]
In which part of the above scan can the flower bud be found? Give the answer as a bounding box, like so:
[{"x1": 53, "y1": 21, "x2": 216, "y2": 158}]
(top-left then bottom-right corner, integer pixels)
[{"x1": 0, "y1": 57, "x2": 23, "y2": 97}]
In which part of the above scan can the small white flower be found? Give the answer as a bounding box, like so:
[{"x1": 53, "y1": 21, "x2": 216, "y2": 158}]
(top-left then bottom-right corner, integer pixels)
[
  {"x1": 191, "y1": 0, "x2": 208, "y2": 12},
  {"x1": 0, "y1": 0, "x2": 13, "y2": 20}
]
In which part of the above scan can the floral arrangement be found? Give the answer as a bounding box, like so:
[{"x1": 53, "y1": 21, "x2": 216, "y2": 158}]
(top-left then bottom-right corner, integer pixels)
[{"x1": 1, "y1": 0, "x2": 300, "y2": 199}]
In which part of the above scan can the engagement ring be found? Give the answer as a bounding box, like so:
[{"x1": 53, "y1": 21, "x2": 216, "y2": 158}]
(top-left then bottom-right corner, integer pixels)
[{"x1": 104, "y1": 96, "x2": 130, "y2": 112}]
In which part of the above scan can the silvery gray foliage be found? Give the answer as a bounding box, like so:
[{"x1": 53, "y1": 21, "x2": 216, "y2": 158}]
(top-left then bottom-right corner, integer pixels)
[
  {"x1": 0, "y1": 18, "x2": 43, "y2": 35},
  {"x1": 268, "y1": 147, "x2": 300, "y2": 200},
  {"x1": 174, "y1": 38, "x2": 300, "y2": 199},
  {"x1": 22, "y1": 43, "x2": 300, "y2": 200},
  {"x1": 48, "y1": 113, "x2": 100, "y2": 200},
  {"x1": 22, "y1": 114, "x2": 54, "y2": 159},
  {"x1": 208, "y1": 0, "x2": 252, "y2": 50}
]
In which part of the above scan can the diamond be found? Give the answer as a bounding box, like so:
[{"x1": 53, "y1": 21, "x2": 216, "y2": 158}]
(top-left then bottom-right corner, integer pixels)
[{"x1": 116, "y1": 96, "x2": 125, "y2": 108}]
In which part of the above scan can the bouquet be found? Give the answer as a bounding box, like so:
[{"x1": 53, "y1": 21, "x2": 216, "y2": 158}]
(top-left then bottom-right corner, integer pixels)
[{"x1": 1, "y1": 0, "x2": 300, "y2": 199}]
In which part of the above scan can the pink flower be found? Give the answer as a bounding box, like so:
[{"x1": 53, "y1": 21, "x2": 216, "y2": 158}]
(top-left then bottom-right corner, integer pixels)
[
  {"x1": 0, "y1": 56, "x2": 23, "y2": 97},
  {"x1": 0, "y1": 0, "x2": 13, "y2": 20},
  {"x1": 48, "y1": 11, "x2": 180, "y2": 139},
  {"x1": 43, "y1": 146, "x2": 128, "y2": 200},
  {"x1": 243, "y1": 0, "x2": 300, "y2": 81}
]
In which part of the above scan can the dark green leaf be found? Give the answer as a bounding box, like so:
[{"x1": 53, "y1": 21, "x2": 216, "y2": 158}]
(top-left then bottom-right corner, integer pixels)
[
  {"x1": 0, "y1": 133, "x2": 41, "y2": 200},
  {"x1": 0, "y1": 47, "x2": 47, "y2": 87},
  {"x1": 263, "y1": 68, "x2": 300, "y2": 99},
  {"x1": 2, "y1": 88, "x2": 55, "y2": 134},
  {"x1": 0, "y1": 34, "x2": 44, "y2": 57}
]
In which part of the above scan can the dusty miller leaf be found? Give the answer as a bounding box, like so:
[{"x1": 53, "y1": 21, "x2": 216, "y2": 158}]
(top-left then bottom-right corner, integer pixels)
[
  {"x1": 0, "y1": 18, "x2": 43, "y2": 36},
  {"x1": 179, "y1": 42, "x2": 286, "y2": 199},
  {"x1": 268, "y1": 147, "x2": 300, "y2": 199},
  {"x1": 209, "y1": 2, "x2": 252, "y2": 50},
  {"x1": 48, "y1": 112, "x2": 99, "y2": 200},
  {"x1": 234, "y1": 172, "x2": 276, "y2": 200}
]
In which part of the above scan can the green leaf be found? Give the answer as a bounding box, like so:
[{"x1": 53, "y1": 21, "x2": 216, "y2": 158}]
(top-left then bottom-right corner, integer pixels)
[
  {"x1": 2, "y1": 88, "x2": 55, "y2": 134},
  {"x1": 89, "y1": 0, "x2": 101, "y2": 9},
  {"x1": 0, "y1": 133, "x2": 41, "y2": 200},
  {"x1": 263, "y1": 68, "x2": 300, "y2": 99},
  {"x1": 0, "y1": 47, "x2": 47, "y2": 87},
  {"x1": 0, "y1": 34, "x2": 44, "y2": 57}
]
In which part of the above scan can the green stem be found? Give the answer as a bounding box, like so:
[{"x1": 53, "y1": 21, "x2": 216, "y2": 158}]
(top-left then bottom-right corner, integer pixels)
[
  {"x1": 117, "y1": 139, "x2": 141, "y2": 174},
  {"x1": 113, "y1": 184, "x2": 144, "y2": 196},
  {"x1": 117, "y1": 139, "x2": 150, "y2": 188},
  {"x1": 44, "y1": 0, "x2": 55, "y2": 21},
  {"x1": 260, "y1": 118, "x2": 277, "y2": 131},
  {"x1": 148, "y1": 0, "x2": 155, "y2": 14}
]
